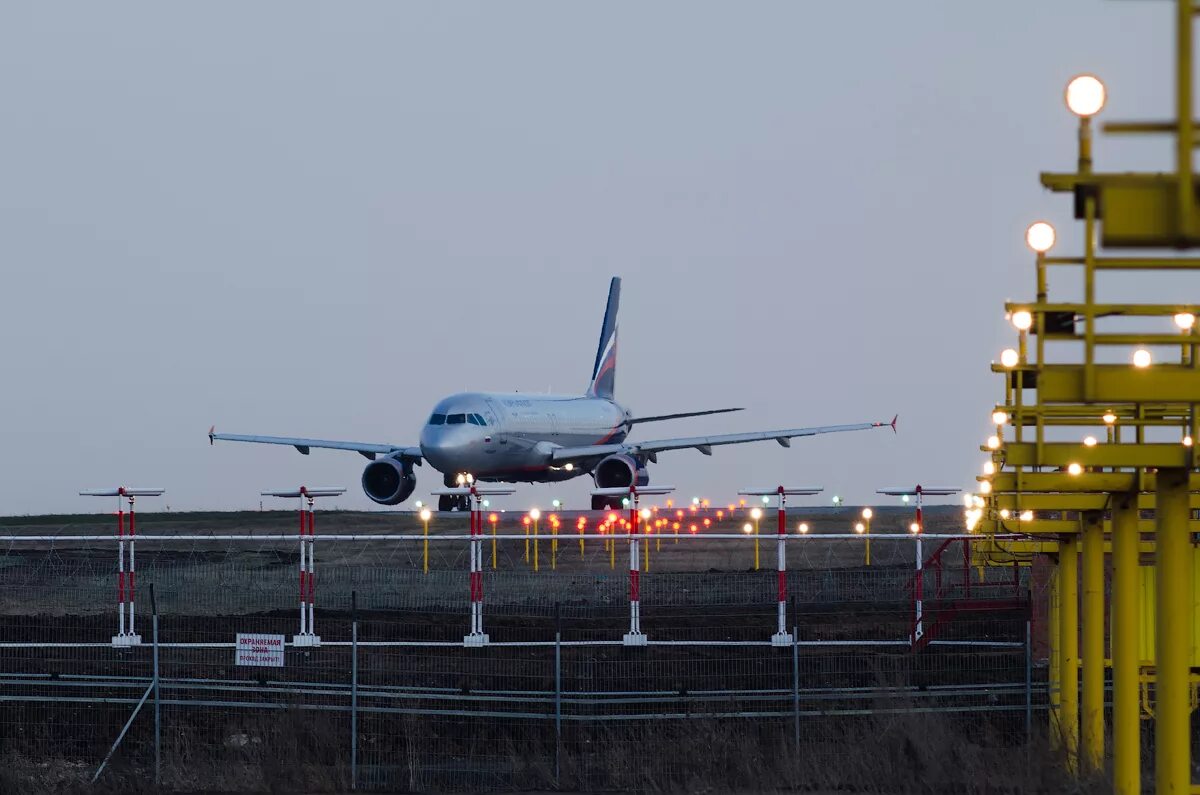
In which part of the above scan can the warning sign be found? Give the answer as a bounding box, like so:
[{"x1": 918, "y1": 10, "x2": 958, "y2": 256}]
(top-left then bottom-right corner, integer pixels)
[{"x1": 235, "y1": 633, "x2": 285, "y2": 667}]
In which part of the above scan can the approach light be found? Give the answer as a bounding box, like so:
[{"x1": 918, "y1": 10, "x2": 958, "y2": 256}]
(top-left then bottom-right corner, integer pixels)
[
  {"x1": 1067, "y1": 463, "x2": 1083, "y2": 476},
  {"x1": 419, "y1": 508, "x2": 432, "y2": 522},
  {"x1": 909, "y1": 522, "x2": 921, "y2": 534},
  {"x1": 1185, "y1": 435, "x2": 1195, "y2": 447},
  {"x1": 414, "y1": 500, "x2": 423, "y2": 509},
  {"x1": 832, "y1": 496, "x2": 842, "y2": 506},
  {"x1": 1020, "y1": 510, "x2": 1034, "y2": 522},
  {"x1": 986, "y1": 435, "x2": 1001, "y2": 450},
  {"x1": 622, "y1": 498, "x2": 630, "y2": 507},
  {"x1": 1133, "y1": 349, "x2": 1152, "y2": 368},
  {"x1": 992, "y1": 410, "x2": 1008, "y2": 425},
  {"x1": 1065, "y1": 74, "x2": 1106, "y2": 117},
  {"x1": 1025, "y1": 222, "x2": 1056, "y2": 254},
  {"x1": 902, "y1": 494, "x2": 910, "y2": 504},
  {"x1": 761, "y1": 495, "x2": 770, "y2": 504},
  {"x1": 963, "y1": 494, "x2": 975, "y2": 508},
  {"x1": 983, "y1": 461, "x2": 996, "y2": 476},
  {"x1": 1102, "y1": 412, "x2": 1117, "y2": 425},
  {"x1": 1000, "y1": 509, "x2": 1011, "y2": 519},
  {"x1": 854, "y1": 522, "x2": 865, "y2": 534},
  {"x1": 530, "y1": 508, "x2": 541, "y2": 520},
  {"x1": 1175, "y1": 313, "x2": 1196, "y2": 331},
  {"x1": 742, "y1": 523, "x2": 753, "y2": 534},
  {"x1": 1083, "y1": 435, "x2": 1098, "y2": 447},
  {"x1": 972, "y1": 495, "x2": 985, "y2": 509},
  {"x1": 798, "y1": 522, "x2": 809, "y2": 534},
  {"x1": 862, "y1": 507, "x2": 873, "y2": 520},
  {"x1": 552, "y1": 499, "x2": 561, "y2": 509},
  {"x1": 1000, "y1": 348, "x2": 1020, "y2": 368},
  {"x1": 750, "y1": 507, "x2": 763, "y2": 520},
  {"x1": 979, "y1": 481, "x2": 992, "y2": 494},
  {"x1": 692, "y1": 497, "x2": 700, "y2": 505},
  {"x1": 640, "y1": 508, "x2": 651, "y2": 520},
  {"x1": 1011, "y1": 310, "x2": 1033, "y2": 332}
]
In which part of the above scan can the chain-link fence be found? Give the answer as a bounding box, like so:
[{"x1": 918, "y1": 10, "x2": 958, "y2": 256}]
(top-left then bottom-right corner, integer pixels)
[{"x1": 0, "y1": 531, "x2": 1045, "y2": 791}]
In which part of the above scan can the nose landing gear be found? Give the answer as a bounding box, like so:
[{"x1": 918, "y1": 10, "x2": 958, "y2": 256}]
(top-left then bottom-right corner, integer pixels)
[{"x1": 438, "y1": 475, "x2": 471, "y2": 511}]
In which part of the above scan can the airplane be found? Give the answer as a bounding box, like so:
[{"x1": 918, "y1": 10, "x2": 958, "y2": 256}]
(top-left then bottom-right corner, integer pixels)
[{"x1": 210, "y1": 277, "x2": 896, "y2": 511}]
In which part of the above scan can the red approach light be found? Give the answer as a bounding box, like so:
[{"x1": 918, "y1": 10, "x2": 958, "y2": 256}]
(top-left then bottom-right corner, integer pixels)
[
  {"x1": 666, "y1": 499, "x2": 674, "y2": 508},
  {"x1": 716, "y1": 510, "x2": 724, "y2": 520},
  {"x1": 689, "y1": 505, "x2": 697, "y2": 513},
  {"x1": 701, "y1": 499, "x2": 710, "y2": 508},
  {"x1": 703, "y1": 518, "x2": 711, "y2": 527},
  {"x1": 675, "y1": 510, "x2": 684, "y2": 519},
  {"x1": 607, "y1": 513, "x2": 619, "y2": 524},
  {"x1": 488, "y1": 514, "x2": 498, "y2": 523},
  {"x1": 672, "y1": 522, "x2": 680, "y2": 531},
  {"x1": 689, "y1": 524, "x2": 698, "y2": 534},
  {"x1": 522, "y1": 517, "x2": 531, "y2": 526}
]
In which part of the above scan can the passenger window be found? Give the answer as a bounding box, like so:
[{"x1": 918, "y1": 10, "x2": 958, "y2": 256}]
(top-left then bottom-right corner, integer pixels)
[
  {"x1": 448, "y1": 414, "x2": 467, "y2": 425},
  {"x1": 429, "y1": 414, "x2": 446, "y2": 426}
]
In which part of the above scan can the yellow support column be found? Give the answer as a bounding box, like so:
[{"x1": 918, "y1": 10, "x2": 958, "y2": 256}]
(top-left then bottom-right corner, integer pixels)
[
  {"x1": 1080, "y1": 511, "x2": 1105, "y2": 775},
  {"x1": 1049, "y1": 564, "x2": 1062, "y2": 751},
  {"x1": 1059, "y1": 536, "x2": 1079, "y2": 773},
  {"x1": 1156, "y1": 467, "x2": 1193, "y2": 793},
  {"x1": 1111, "y1": 494, "x2": 1140, "y2": 795}
]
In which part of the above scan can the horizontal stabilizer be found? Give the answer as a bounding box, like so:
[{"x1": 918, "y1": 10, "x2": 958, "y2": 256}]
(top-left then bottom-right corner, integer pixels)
[{"x1": 629, "y1": 407, "x2": 744, "y2": 425}]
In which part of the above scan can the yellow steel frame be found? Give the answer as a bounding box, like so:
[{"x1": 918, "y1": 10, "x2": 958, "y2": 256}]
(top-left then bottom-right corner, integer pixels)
[{"x1": 970, "y1": 3, "x2": 1200, "y2": 789}]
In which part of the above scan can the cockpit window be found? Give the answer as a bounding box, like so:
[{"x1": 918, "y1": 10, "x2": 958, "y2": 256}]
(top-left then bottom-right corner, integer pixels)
[
  {"x1": 428, "y1": 413, "x2": 446, "y2": 426},
  {"x1": 468, "y1": 413, "x2": 487, "y2": 426},
  {"x1": 447, "y1": 413, "x2": 467, "y2": 425}
]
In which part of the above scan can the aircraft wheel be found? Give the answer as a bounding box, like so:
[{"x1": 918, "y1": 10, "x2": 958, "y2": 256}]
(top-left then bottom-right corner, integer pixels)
[{"x1": 438, "y1": 495, "x2": 454, "y2": 512}]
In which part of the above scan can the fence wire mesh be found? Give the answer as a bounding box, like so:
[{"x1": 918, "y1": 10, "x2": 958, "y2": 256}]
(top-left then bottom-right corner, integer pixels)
[{"x1": 0, "y1": 521, "x2": 1045, "y2": 792}]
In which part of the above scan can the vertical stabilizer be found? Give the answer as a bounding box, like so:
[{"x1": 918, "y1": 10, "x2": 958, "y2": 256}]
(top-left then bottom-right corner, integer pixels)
[{"x1": 587, "y1": 277, "x2": 620, "y2": 399}]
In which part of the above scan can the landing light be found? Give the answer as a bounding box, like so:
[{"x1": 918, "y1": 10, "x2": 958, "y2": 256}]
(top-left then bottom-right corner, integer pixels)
[
  {"x1": 909, "y1": 522, "x2": 921, "y2": 534},
  {"x1": 1065, "y1": 74, "x2": 1106, "y2": 117},
  {"x1": 992, "y1": 410, "x2": 1008, "y2": 425},
  {"x1": 750, "y1": 507, "x2": 763, "y2": 520},
  {"x1": 419, "y1": 508, "x2": 432, "y2": 522},
  {"x1": 1175, "y1": 313, "x2": 1197, "y2": 331},
  {"x1": 742, "y1": 523, "x2": 753, "y2": 534},
  {"x1": 1000, "y1": 349, "x2": 1020, "y2": 368},
  {"x1": 797, "y1": 522, "x2": 809, "y2": 534},
  {"x1": 1011, "y1": 310, "x2": 1033, "y2": 332},
  {"x1": 1067, "y1": 463, "x2": 1083, "y2": 476},
  {"x1": 1185, "y1": 435, "x2": 1194, "y2": 447},
  {"x1": 1133, "y1": 349, "x2": 1152, "y2": 368},
  {"x1": 1000, "y1": 509, "x2": 1011, "y2": 519},
  {"x1": 983, "y1": 461, "x2": 995, "y2": 476},
  {"x1": 986, "y1": 435, "x2": 1001, "y2": 450},
  {"x1": 854, "y1": 522, "x2": 865, "y2": 534},
  {"x1": 1020, "y1": 510, "x2": 1034, "y2": 522},
  {"x1": 564, "y1": 463, "x2": 574, "y2": 471},
  {"x1": 530, "y1": 508, "x2": 541, "y2": 520},
  {"x1": 979, "y1": 481, "x2": 992, "y2": 494},
  {"x1": 861, "y1": 508, "x2": 873, "y2": 520},
  {"x1": 1025, "y1": 222, "x2": 1056, "y2": 254},
  {"x1": 1083, "y1": 436, "x2": 1097, "y2": 447},
  {"x1": 1102, "y1": 412, "x2": 1117, "y2": 425}
]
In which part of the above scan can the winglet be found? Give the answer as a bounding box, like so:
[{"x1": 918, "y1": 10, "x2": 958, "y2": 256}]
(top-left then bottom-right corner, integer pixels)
[
  {"x1": 891, "y1": 414, "x2": 899, "y2": 433},
  {"x1": 872, "y1": 415, "x2": 899, "y2": 433},
  {"x1": 208, "y1": 425, "x2": 215, "y2": 445}
]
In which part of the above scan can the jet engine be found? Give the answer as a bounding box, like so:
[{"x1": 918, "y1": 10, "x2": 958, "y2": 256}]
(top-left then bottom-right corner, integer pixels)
[
  {"x1": 593, "y1": 453, "x2": 650, "y2": 490},
  {"x1": 361, "y1": 456, "x2": 417, "y2": 506}
]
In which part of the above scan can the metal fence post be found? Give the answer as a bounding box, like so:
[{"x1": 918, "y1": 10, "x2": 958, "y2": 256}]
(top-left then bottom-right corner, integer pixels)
[
  {"x1": 351, "y1": 590, "x2": 359, "y2": 791},
  {"x1": 151, "y1": 583, "x2": 160, "y2": 788},
  {"x1": 555, "y1": 602, "x2": 562, "y2": 789},
  {"x1": 792, "y1": 625, "x2": 800, "y2": 754}
]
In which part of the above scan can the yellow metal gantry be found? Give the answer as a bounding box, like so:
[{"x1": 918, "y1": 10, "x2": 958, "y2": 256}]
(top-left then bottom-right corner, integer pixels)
[{"x1": 971, "y1": 3, "x2": 1200, "y2": 791}]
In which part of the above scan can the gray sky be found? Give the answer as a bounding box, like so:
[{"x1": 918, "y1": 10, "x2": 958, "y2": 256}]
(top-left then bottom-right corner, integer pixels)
[{"x1": 0, "y1": 2, "x2": 1182, "y2": 515}]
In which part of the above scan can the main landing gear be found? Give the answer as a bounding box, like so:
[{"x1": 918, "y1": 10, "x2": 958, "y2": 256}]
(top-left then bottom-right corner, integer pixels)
[{"x1": 591, "y1": 494, "x2": 623, "y2": 511}]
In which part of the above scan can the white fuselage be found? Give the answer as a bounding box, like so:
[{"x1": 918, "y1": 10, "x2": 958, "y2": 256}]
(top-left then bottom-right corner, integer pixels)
[{"x1": 418, "y1": 392, "x2": 630, "y2": 482}]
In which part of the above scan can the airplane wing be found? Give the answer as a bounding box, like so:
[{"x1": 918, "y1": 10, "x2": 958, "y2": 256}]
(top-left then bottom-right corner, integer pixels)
[
  {"x1": 209, "y1": 427, "x2": 422, "y2": 462},
  {"x1": 549, "y1": 416, "x2": 896, "y2": 464}
]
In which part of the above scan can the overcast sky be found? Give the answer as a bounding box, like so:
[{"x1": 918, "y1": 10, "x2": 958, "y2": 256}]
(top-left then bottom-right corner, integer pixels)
[{"x1": 0, "y1": 2, "x2": 1186, "y2": 515}]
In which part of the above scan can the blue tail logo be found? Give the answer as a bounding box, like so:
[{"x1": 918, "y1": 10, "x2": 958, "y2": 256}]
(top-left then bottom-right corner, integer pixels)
[{"x1": 587, "y1": 277, "x2": 620, "y2": 399}]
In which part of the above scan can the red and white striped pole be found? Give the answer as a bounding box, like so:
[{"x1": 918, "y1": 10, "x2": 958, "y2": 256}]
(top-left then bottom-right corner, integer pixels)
[
  {"x1": 771, "y1": 485, "x2": 793, "y2": 646},
  {"x1": 465, "y1": 486, "x2": 490, "y2": 645},
  {"x1": 127, "y1": 495, "x2": 139, "y2": 643},
  {"x1": 297, "y1": 496, "x2": 308, "y2": 638},
  {"x1": 116, "y1": 498, "x2": 126, "y2": 640},
  {"x1": 307, "y1": 496, "x2": 316, "y2": 642},
  {"x1": 623, "y1": 485, "x2": 646, "y2": 645},
  {"x1": 912, "y1": 485, "x2": 925, "y2": 647}
]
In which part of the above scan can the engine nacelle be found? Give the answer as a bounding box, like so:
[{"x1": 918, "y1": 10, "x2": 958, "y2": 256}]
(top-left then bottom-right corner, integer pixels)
[
  {"x1": 361, "y1": 457, "x2": 417, "y2": 506},
  {"x1": 593, "y1": 453, "x2": 650, "y2": 490}
]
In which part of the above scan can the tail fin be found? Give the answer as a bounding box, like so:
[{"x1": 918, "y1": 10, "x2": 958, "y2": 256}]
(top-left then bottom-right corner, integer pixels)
[{"x1": 587, "y1": 277, "x2": 620, "y2": 399}]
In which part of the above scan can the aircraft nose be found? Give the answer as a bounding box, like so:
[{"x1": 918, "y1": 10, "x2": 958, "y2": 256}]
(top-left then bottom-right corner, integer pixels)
[{"x1": 419, "y1": 425, "x2": 474, "y2": 470}]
